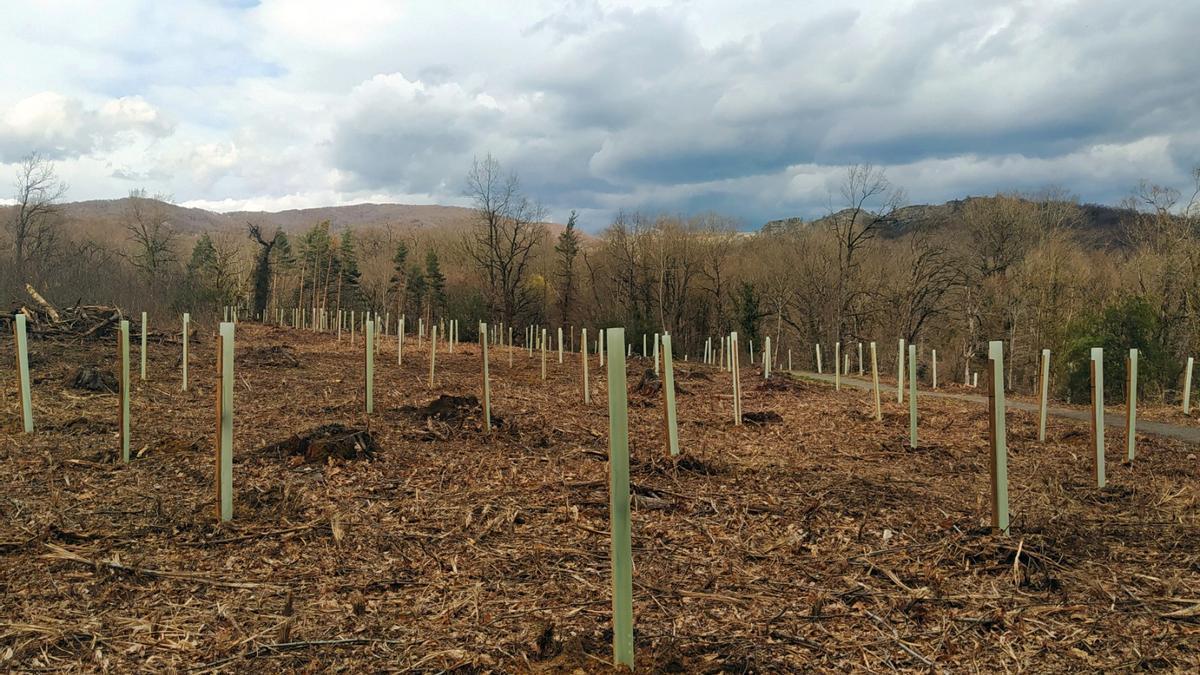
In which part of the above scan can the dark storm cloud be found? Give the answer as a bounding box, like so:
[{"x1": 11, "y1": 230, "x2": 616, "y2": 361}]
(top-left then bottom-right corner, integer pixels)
[{"x1": 324, "y1": 0, "x2": 1200, "y2": 226}]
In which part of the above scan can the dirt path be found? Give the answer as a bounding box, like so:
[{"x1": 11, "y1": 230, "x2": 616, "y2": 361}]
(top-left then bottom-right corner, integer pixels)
[{"x1": 793, "y1": 369, "x2": 1200, "y2": 445}]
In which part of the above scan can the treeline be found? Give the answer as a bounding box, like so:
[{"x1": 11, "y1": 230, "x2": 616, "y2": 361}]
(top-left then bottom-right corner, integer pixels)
[{"x1": 4, "y1": 153, "x2": 1200, "y2": 402}]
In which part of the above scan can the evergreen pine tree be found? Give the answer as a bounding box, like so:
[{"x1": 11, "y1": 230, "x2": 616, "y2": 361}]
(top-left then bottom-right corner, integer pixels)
[
  {"x1": 425, "y1": 249, "x2": 446, "y2": 319},
  {"x1": 554, "y1": 210, "x2": 580, "y2": 328}
]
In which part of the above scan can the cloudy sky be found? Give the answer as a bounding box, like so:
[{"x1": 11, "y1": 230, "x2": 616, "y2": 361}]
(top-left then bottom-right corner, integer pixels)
[{"x1": 1, "y1": 0, "x2": 1197, "y2": 228}]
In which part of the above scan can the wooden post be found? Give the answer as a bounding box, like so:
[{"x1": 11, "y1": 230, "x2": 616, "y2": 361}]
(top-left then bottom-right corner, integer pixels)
[
  {"x1": 365, "y1": 320, "x2": 375, "y2": 414},
  {"x1": 987, "y1": 340, "x2": 1009, "y2": 533},
  {"x1": 140, "y1": 311, "x2": 148, "y2": 380},
  {"x1": 815, "y1": 343, "x2": 822, "y2": 374},
  {"x1": 834, "y1": 342, "x2": 841, "y2": 390},
  {"x1": 870, "y1": 341, "x2": 881, "y2": 422},
  {"x1": 662, "y1": 334, "x2": 679, "y2": 456},
  {"x1": 908, "y1": 343, "x2": 917, "y2": 448},
  {"x1": 1091, "y1": 347, "x2": 1105, "y2": 488},
  {"x1": 931, "y1": 348, "x2": 938, "y2": 389},
  {"x1": 897, "y1": 338, "x2": 905, "y2": 404},
  {"x1": 216, "y1": 322, "x2": 234, "y2": 522},
  {"x1": 582, "y1": 328, "x2": 591, "y2": 404},
  {"x1": 119, "y1": 319, "x2": 131, "y2": 462},
  {"x1": 481, "y1": 322, "x2": 491, "y2": 431},
  {"x1": 428, "y1": 325, "x2": 437, "y2": 388},
  {"x1": 1037, "y1": 348, "x2": 1050, "y2": 442},
  {"x1": 182, "y1": 313, "x2": 190, "y2": 391},
  {"x1": 1184, "y1": 357, "x2": 1194, "y2": 415},
  {"x1": 14, "y1": 314, "x2": 32, "y2": 433},
  {"x1": 604, "y1": 327, "x2": 635, "y2": 669},
  {"x1": 1126, "y1": 348, "x2": 1138, "y2": 462}
]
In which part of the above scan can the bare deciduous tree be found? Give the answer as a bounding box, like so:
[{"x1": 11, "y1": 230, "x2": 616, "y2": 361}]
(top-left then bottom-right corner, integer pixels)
[
  {"x1": 830, "y1": 164, "x2": 903, "y2": 343},
  {"x1": 124, "y1": 189, "x2": 178, "y2": 283},
  {"x1": 7, "y1": 152, "x2": 68, "y2": 289},
  {"x1": 463, "y1": 154, "x2": 546, "y2": 326}
]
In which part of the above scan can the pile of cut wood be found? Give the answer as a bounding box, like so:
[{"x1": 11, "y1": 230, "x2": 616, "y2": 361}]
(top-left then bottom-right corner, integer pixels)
[{"x1": 5, "y1": 284, "x2": 124, "y2": 341}]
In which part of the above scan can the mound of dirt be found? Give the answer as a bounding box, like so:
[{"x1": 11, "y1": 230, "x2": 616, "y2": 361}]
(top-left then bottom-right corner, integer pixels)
[
  {"x1": 68, "y1": 365, "x2": 118, "y2": 393},
  {"x1": 634, "y1": 369, "x2": 688, "y2": 396},
  {"x1": 742, "y1": 411, "x2": 783, "y2": 425},
  {"x1": 260, "y1": 424, "x2": 378, "y2": 465},
  {"x1": 240, "y1": 344, "x2": 300, "y2": 368},
  {"x1": 403, "y1": 394, "x2": 482, "y2": 423}
]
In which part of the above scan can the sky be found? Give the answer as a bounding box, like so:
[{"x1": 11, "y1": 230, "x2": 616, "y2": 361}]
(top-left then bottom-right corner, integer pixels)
[{"x1": 0, "y1": 0, "x2": 1197, "y2": 229}]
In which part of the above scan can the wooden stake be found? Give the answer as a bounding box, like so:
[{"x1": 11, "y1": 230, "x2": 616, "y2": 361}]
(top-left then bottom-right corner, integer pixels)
[
  {"x1": 182, "y1": 313, "x2": 190, "y2": 391},
  {"x1": 908, "y1": 343, "x2": 917, "y2": 448},
  {"x1": 1091, "y1": 347, "x2": 1105, "y2": 488},
  {"x1": 216, "y1": 322, "x2": 234, "y2": 522},
  {"x1": 605, "y1": 327, "x2": 635, "y2": 669},
  {"x1": 987, "y1": 340, "x2": 1009, "y2": 533},
  {"x1": 870, "y1": 341, "x2": 881, "y2": 422},
  {"x1": 662, "y1": 334, "x2": 679, "y2": 456},
  {"x1": 1126, "y1": 348, "x2": 1137, "y2": 462},
  {"x1": 1037, "y1": 348, "x2": 1050, "y2": 442},
  {"x1": 834, "y1": 342, "x2": 841, "y2": 390},
  {"x1": 481, "y1": 322, "x2": 491, "y2": 431},
  {"x1": 365, "y1": 320, "x2": 375, "y2": 414},
  {"x1": 14, "y1": 314, "x2": 32, "y2": 433},
  {"x1": 429, "y1": 325, "x2": 437, "y2": 388},
  {"x1": 119, "y1": 320, "x2": 131, "y2": 462},
  {"x1": 140, "y1": 311, "x2": 148, "y2": 380},
  {"x1": 582, "y1": 328, "x2": 590, "y2": 404}
]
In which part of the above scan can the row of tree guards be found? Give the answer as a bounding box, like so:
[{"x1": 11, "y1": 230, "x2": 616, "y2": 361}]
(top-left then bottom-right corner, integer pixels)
[{"x1": 2, "y1": 310, "x2": 1183, "y2": 669}]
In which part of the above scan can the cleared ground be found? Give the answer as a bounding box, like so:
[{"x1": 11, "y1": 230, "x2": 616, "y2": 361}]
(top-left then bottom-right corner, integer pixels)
[{"x1": 1, "y1": 323, "x2": 1199, "y2": 672}]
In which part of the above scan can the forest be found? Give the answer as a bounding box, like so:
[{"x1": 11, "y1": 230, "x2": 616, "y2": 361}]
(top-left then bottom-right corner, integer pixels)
[{"x1": 5, "y1": 153, "x2": 1200, "y2": 404}]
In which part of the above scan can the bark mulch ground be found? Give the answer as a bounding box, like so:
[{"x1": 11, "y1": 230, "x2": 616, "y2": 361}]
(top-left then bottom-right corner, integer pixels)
[{"x1": 1, "y1": 323, "x2": 1198, "y2": 671}]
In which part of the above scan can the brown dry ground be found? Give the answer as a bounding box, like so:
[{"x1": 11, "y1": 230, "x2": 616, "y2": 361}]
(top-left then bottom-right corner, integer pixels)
[{"x1": 1, "y1": 323, "x2": 1199, "y2": 673}]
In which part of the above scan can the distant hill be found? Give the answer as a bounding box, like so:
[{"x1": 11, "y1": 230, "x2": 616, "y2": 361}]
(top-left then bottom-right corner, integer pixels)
[
  {"x1": 3, "y1": 198, "x2": 480, "y2": 237},
  {"x1": 762, "y1": 196, "x2": 1136, "y2": 247},
  {"x1": 228, "y1": 203, "x2": 478, "y2": 234}
]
